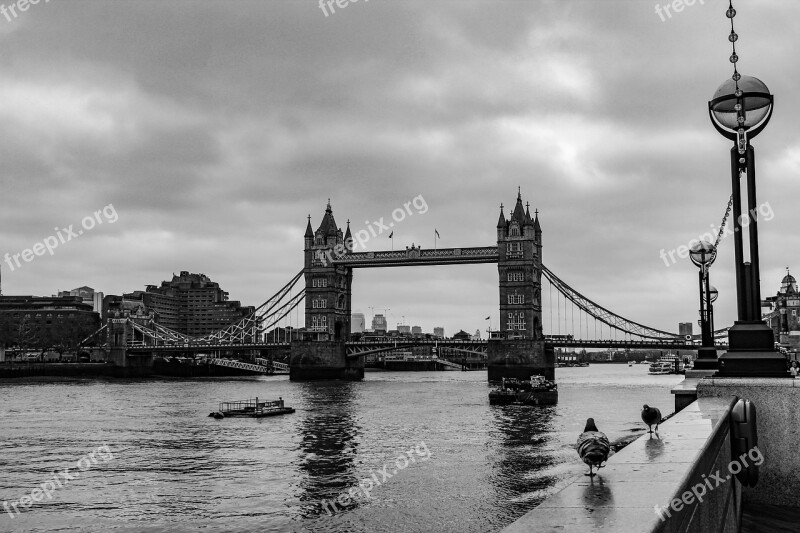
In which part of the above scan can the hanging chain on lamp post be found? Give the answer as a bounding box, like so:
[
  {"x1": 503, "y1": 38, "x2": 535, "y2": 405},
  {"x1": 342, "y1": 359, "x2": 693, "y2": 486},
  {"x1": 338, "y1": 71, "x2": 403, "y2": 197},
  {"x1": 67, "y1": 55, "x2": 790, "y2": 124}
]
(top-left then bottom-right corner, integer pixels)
[{"x1": 707, "y1": 0, "x2": 785, "y2": 377}]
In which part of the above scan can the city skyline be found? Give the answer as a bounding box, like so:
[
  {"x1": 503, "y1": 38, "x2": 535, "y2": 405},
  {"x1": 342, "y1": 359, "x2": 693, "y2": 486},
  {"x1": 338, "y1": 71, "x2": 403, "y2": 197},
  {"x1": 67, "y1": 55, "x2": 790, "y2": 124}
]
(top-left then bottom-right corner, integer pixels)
[{"x1": 2, "y1": 1, "x2": 800, "y2": 338}]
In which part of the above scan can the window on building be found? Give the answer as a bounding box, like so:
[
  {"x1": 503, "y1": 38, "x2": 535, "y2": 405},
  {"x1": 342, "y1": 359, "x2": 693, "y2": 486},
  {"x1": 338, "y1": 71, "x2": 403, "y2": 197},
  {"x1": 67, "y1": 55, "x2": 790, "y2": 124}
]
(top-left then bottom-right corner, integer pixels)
[
  {"x1": 507, "y1": 242, "x2": 522, "y2": 257},
  {"x1": 506, "y1": 312, "x2": 526, "y2": 330},
  {"x1": 312, "y1": 299, "x2": 327, "y2": 309},
  {"x1": 312, "y1": 278, "x2": 328, "y2": 288},
  {"x1": 508, "y1": 294, "x2": 525, "y2": 304},
  {"x1": 510, "y1": 224, "x2": 520, "y2": 237},
  {"x1": 507, "y1": 271, "x2": 524, "y2": 282}
]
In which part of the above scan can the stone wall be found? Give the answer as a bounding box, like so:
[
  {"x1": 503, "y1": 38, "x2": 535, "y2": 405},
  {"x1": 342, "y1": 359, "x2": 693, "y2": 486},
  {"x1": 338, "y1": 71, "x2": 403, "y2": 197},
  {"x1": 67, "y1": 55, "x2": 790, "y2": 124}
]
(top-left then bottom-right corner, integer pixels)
[
  {"x1": 289, "y1": 340, "x2": 363, "y2": 381},
  {"x1": 697, "y1": 377, "x2": 800, "y2": 507},
  {"x1": 487, "y1": 338, "x2": 553, "y2": 381}
]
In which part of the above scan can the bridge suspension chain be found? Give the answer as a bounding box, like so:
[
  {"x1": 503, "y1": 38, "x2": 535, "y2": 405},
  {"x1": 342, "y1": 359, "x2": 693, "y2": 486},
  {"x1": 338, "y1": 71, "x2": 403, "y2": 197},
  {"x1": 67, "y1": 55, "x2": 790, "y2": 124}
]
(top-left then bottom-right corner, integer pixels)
[{"x1": 542, "y1": 264, "x2": 682, "y2": 340}]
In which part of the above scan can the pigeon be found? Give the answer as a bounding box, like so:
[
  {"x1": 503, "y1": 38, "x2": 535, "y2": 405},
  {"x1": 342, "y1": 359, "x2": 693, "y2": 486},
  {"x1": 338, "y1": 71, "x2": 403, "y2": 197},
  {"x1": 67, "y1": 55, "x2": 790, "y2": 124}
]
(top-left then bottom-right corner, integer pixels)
[
  {"x1": 576, "y1": 418, "x2": 610, "y2": 477},
  {"x1": 641, "y1": 405, "x2": 662, "y2": 434}
]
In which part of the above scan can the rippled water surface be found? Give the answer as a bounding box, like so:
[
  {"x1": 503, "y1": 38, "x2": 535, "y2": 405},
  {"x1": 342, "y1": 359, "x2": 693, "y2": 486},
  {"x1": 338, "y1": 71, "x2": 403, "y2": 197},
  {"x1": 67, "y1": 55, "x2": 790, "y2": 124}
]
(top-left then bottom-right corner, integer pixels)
[{"x1": 0, "y1": 365, "x2": 682, "y2": 532}]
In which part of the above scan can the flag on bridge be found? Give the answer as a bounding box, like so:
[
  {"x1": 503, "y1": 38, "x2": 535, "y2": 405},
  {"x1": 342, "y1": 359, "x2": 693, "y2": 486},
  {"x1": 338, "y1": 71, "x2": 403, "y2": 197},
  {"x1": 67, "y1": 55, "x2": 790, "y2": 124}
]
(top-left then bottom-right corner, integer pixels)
[
  {"x1": 389, "y1": 231, "x2": 393, "y2": 238},
  {"x1": 485, "y1": 316, "x2": 490, "y2": 320},
  {"x1": 435, "y1": 229, "x2": 440, "y2": 239}
]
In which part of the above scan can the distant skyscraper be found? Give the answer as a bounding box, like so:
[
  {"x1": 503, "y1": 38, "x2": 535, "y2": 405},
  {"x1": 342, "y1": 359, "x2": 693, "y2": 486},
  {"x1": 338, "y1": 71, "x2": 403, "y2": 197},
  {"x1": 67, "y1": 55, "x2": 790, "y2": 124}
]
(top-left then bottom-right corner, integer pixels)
[
  {"x1": 411, "y1": 325, "x2": 422, "y2": 336},
  {"x1": 678, "y1": 322, "x2": 693, "y2": 337},
  {"x1": 372, "y1": 313, "x2": 387, "y2": 333},
  {"x1": 433, "y1": 327, "x2": 444, "y2": 338},
  {"x1": 351, "y1": 313, "x2": 366, "y2": 334},
  {"x1": 398, "y1": 324, "x2": 411, "y2": 335}
]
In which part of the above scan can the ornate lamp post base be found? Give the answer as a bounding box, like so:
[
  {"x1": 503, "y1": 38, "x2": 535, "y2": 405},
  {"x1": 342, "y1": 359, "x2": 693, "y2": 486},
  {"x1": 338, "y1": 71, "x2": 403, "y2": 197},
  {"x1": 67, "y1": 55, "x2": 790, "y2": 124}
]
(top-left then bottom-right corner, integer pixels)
[
  {"x1": 716, "y1": 321, "x2": 787, "y2": 377},
  {"x1": 693, "y1": 347, "x2": 718, "y2": 370}
]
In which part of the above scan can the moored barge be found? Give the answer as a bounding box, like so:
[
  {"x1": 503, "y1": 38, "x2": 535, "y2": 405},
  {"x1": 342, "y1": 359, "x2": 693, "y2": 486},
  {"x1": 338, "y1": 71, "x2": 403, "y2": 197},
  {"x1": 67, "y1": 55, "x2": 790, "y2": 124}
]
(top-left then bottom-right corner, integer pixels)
[
  {"x1": 489, "y1": 376, "x2": 558, "y2": 405},
  {"x1": 208, "y1": 397, "x2": 294, "y2": 419}
]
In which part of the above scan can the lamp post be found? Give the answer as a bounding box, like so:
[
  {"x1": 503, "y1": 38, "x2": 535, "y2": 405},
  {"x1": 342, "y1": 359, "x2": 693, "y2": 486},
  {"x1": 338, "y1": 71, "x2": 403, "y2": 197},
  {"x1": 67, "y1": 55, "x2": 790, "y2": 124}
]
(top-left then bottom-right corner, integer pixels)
[
  {"x1": 707, "y1": 6, "x2": 785, "y2": 376},
  {"x1": 690, "y1": 240, "x2": 717, "y2": 369}
]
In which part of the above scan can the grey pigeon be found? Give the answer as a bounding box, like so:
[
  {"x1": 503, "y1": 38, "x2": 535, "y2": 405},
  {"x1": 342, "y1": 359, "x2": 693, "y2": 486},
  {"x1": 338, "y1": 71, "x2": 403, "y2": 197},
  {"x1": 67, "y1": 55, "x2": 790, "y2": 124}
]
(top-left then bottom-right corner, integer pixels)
[
  {"x1": 576, "y1": 418, "x2": 610, "y2": 477},
  {"x1": 641, "y1": 404, "x2": 662, "y2": 434}
]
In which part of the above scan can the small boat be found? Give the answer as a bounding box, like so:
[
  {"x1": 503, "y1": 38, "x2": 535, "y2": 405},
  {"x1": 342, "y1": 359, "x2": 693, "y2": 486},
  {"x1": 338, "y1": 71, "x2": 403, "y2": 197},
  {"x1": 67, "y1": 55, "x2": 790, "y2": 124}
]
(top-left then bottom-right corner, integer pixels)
[
  {"x1": 489, "y1": 376, "x2": 558, "y2": 405},
  {"x1": 628, "y1": 361, "x2": 634, "y2": 367},
  {"x1": 209, "y1": 397, "x2": 295, "y2": 418}
]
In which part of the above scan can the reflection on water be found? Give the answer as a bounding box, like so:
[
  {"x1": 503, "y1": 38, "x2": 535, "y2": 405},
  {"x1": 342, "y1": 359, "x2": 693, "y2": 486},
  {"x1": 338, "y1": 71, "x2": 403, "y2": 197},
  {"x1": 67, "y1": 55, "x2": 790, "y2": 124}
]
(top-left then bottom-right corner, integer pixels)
[
  {"x1": 489, "y1": 405, "x2": 557, "y2": 517},
  {"x1": 296, "y1": 382, "x2": 361, "y2": 518},
  {"x1": 0, "y1": 365, "x2": 681, "y2": 532}
]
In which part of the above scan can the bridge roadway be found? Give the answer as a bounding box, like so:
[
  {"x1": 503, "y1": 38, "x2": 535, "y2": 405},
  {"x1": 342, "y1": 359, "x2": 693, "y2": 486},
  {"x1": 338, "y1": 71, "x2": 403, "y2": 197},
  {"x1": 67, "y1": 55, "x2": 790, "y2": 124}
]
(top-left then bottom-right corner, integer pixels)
[
  {"x1": 127, "y1": 338, "x2": 724, "y2": 354},
  {"x1": 331, "y1": 246, "x2": 499, "y2": 268},
  {"x1": 127, "y1": 342, "x2": 290, "y2": 353},
  {"x1": 549, "y1": 339, "x2": 729, "y2": 350}
]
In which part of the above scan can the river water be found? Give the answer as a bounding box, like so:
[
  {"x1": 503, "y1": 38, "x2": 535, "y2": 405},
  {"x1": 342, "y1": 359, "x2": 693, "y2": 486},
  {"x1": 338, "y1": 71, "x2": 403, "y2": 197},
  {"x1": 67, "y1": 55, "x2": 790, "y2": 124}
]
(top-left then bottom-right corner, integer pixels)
[{"x1": 0, "y1": 364, "x2": 682, "y2": 532}]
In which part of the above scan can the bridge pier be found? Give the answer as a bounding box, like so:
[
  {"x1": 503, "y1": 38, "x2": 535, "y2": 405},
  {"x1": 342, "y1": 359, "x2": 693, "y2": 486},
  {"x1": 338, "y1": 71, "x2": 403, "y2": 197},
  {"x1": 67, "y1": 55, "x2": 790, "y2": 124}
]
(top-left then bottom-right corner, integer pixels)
[
  {"x1": 289, "y1": 340, "x2": 363, "y2": 381},
  {"x1": 108, "y1": 319, "x2": 153, "y2": 377},
  {"x1": 487, "y1": 339, "x2": 554, "y2": 382}
]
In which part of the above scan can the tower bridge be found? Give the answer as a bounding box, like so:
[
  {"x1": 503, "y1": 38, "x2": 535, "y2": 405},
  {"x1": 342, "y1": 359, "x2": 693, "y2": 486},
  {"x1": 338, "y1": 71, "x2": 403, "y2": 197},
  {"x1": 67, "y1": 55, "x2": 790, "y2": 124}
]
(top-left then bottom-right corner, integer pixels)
[
  {"x1": 80, "y1": 188, "x2": 731, "y2": 382},
  {"x1": 299, "y1": 189, "x2": 546, "y2": 381}
]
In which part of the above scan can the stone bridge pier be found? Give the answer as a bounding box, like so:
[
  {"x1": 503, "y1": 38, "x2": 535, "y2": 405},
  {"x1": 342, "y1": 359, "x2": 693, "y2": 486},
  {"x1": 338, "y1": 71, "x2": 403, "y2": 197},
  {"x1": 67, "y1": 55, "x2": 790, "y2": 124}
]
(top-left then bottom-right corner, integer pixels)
[{"x1": 108, "y1": 319, "x2": 153, "y2": 376}]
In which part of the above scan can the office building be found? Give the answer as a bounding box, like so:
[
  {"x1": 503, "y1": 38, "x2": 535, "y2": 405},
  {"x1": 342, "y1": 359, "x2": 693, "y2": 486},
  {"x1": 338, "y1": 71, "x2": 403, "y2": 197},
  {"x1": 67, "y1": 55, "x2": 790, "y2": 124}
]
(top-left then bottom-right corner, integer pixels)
[{"x1": 115, "y1": 272, "x2": 255, "y2": 337}]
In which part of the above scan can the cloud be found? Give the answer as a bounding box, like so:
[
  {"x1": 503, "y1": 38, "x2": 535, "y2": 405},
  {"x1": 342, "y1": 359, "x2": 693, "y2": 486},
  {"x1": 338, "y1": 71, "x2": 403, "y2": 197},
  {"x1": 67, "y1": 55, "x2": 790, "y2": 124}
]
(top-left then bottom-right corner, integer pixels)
[{"x1": 1, "y1": 0, "x2": 798, "y2": 338}]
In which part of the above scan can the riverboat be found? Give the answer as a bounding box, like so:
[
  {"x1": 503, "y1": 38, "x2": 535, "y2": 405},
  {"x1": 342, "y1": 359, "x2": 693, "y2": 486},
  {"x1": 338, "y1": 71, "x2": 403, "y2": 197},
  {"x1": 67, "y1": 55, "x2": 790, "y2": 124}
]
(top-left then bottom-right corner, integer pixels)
[{"x1": 648, "y1": 354, "x2": 683, "y2": 375}]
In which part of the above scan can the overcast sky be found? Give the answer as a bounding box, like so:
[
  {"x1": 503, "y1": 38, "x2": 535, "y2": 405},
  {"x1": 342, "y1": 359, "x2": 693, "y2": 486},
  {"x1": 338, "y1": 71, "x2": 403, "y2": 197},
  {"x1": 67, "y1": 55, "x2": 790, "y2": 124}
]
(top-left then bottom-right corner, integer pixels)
[{"x1": 1, "y1": 0, "x2": 799, "y2": 338}]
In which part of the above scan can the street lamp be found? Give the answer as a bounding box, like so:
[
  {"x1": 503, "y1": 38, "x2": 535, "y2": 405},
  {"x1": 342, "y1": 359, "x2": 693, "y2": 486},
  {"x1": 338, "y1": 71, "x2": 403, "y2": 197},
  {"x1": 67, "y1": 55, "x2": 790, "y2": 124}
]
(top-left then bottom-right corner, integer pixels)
[
  {"x1": 707, "y1": 4, "x2": 785, "y2": 376},
  {"x1": 690, "y1": 240, "x2": 717, "y2": 369}
]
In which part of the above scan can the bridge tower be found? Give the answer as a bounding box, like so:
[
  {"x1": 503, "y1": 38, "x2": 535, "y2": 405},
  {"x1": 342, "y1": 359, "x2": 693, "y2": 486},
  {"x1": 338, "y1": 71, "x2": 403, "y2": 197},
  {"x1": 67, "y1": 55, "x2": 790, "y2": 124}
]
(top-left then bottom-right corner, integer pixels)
[
  {"x1": 107, "y1": 318, "x2": 153, "y2": 376},
  {"x1": 292, "y1": 201, "x2": 362, "y2": 380},
  {"x1": 488, "y1": 190, "x2": 554, "y2": 381}
]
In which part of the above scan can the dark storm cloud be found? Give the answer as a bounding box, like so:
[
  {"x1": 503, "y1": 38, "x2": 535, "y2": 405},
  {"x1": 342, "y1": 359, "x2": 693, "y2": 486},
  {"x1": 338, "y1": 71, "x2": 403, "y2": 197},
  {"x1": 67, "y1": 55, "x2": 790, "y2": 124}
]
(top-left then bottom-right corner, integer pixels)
[{"x1": 1, "y1": 0, "x2": 798, "y2": 336}]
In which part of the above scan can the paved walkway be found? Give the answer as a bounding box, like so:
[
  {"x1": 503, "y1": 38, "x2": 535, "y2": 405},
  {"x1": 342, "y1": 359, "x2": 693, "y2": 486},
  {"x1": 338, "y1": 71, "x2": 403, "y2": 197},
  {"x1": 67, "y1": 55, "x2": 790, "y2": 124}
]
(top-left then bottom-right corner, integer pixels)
[{"x1": 741, "y1": 503, "x2": 800, "y2": 533}]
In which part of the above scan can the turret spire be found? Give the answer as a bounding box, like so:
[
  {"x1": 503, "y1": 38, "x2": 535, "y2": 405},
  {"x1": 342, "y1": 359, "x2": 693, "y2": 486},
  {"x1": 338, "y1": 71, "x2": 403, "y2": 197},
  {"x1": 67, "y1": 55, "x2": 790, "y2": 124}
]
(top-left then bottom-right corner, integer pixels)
[
  {"x1": 304, "y1": 214, "x2": 313, "y2": 238},
  {"x1": 496, "y1": 203, "x2": 506, "y2": 229},
  {"x1": 317, "y1": 200, "x2": 339, "y2": 236}
]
